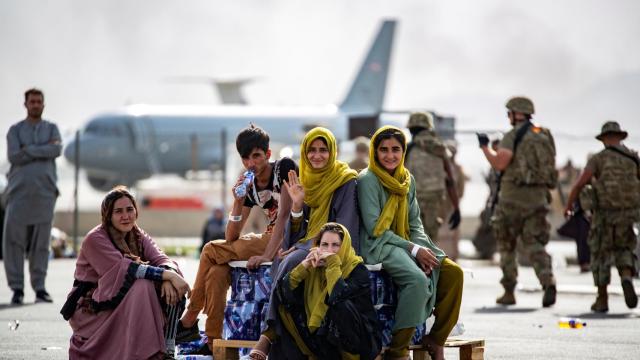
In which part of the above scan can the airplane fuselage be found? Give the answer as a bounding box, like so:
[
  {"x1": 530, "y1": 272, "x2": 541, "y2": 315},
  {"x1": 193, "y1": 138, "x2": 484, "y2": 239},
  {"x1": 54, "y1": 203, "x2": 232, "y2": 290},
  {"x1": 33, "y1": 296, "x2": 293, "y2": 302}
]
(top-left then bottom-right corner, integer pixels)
[
  {"x1": 64, "y1": 20, "x2": 396, "y2": 191},
  {"x1": 64, "y1": 104, "x2": 347, "y2": 189}
]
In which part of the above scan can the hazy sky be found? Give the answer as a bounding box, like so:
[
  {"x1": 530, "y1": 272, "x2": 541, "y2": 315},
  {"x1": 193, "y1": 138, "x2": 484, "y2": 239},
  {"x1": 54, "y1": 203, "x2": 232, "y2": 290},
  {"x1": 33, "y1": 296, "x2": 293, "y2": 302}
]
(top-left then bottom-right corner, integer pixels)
[{"x1": 1, "y1": 0, "x2": 639, "y2": 213}]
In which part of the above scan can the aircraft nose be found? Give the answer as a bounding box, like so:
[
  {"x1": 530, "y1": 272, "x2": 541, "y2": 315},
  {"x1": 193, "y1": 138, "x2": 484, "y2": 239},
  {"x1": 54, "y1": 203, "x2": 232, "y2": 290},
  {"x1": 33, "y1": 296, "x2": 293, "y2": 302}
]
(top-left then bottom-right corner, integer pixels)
[{"x1": 64, "y1": 140, "x2": 77, "y2": 164}]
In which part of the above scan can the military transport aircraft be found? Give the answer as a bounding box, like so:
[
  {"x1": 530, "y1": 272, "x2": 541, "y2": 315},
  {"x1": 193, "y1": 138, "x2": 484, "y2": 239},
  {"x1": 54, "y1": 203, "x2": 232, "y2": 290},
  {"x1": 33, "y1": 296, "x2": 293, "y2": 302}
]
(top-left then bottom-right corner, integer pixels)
[{"x1": 64, "y1": 20, "x2": 408, "y2": 191}]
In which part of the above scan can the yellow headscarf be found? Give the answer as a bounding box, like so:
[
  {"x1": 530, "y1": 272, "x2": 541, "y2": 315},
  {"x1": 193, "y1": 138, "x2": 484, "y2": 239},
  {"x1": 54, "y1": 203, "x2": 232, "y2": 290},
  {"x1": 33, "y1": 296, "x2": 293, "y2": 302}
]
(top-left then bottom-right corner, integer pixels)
[
  {"x1": 299, "y1": 127, "x2": 358, "y2": 242},
  {"x1": 368, "y1": 125, "x2": 412, "y2": 239},
  {"x1": 304, "y1": 223, "x2": 363, "y2": 331}
]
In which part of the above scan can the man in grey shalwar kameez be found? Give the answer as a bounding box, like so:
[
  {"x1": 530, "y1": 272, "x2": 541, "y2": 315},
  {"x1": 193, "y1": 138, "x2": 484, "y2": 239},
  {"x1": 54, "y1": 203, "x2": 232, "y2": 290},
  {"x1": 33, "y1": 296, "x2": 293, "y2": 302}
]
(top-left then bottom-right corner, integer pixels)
[{"x1": 4, "y1": 88, "x2": 61, "y2": 305}]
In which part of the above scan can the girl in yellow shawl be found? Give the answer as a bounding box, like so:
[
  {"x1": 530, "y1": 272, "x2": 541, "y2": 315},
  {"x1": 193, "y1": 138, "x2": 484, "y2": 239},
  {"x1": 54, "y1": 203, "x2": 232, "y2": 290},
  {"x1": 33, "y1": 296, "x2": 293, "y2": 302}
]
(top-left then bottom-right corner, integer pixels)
[
  {"x1": 249, "y1": 127, "x2": 361, "y2": 359},
  {"x1": 357, "y1": 126, "x2": 464, "y2": 360},
  {"x1": 276, "y1": 222, "x2": 381, "y2": 360}
]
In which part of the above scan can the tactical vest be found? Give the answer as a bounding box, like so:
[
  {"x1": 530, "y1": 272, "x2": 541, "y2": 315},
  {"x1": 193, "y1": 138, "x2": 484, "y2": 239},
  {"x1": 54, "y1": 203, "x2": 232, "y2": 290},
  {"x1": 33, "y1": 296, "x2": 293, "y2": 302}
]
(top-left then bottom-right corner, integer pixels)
[
  {"x1": 592, "y1": 148, "x2": 640, "y2": 210},
  {"x1": 405, "y1": 141, "x2": 446, "y2": 193},
  {"x1": 503, "y1": 125, "x2": 557, "y2": 188}
]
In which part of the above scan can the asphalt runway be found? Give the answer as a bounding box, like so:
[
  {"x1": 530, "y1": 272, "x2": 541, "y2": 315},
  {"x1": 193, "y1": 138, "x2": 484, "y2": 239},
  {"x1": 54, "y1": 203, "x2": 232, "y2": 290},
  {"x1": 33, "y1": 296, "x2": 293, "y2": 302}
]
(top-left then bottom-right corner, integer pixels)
[{"x1": 1, "y1": 240, "x2": 638, "y2": 359}]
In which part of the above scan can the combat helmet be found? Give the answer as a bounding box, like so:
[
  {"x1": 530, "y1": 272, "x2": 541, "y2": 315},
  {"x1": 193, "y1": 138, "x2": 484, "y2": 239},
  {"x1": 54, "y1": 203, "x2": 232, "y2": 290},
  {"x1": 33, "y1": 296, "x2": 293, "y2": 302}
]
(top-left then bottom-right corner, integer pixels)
[
  {"x1": 505, "y1": 96, "x2": 535, "y2": 115},
  {"x1": 407, "y1": 111, "x2": 434, "y2": 130}
]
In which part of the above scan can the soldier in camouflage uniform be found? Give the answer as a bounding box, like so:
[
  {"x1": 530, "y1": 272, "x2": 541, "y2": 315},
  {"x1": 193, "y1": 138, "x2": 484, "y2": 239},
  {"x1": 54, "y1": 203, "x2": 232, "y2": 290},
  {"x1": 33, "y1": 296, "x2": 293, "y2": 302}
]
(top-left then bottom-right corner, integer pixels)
[
  {"x1": 564, "y1": 121, "x2": 639, "y2": 312},
  {"x1": 405, "y1": 112, "x2": 461, "y2": 242},
  {"x1": 477, "y1": 97, "x2": 557, "y2": 307},
  {"x1": 438, "y1": 141, "x2": 468, "y2": 260}
]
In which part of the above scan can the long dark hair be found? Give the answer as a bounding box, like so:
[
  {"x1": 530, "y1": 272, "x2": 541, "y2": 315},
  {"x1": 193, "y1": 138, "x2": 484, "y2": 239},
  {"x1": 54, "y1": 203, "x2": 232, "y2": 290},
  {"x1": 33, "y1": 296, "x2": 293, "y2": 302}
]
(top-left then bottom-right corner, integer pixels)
[
  {"x1": 100, "y1": 186, "x2": 143, "y2": 257},
  {"x1": 100, "y1": 185, "x2": 139, "y2": 229}
]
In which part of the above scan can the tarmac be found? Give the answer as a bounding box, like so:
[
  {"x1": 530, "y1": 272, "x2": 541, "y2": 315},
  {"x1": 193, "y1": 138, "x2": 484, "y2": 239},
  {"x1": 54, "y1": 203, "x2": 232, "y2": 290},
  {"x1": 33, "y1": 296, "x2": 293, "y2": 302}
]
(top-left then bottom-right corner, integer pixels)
[{"x1": 1, "y1": 239, "x2": 639, "y2": 360}]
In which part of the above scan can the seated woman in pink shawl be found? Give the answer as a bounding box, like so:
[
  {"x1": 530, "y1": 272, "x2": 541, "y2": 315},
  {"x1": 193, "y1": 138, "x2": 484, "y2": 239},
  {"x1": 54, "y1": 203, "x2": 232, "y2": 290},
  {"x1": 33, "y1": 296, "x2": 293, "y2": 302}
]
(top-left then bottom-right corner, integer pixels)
[{"x1": 61, "y1": 186, "x2": 191, "y2": 359}]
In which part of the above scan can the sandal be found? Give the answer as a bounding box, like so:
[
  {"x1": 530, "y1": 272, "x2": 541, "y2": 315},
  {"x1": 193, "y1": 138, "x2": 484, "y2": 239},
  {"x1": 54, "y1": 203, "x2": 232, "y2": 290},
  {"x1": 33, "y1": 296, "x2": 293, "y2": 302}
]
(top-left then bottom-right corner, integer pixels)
[{"x1": 248, "y1": 349, "x2": 267, "y2": 360}]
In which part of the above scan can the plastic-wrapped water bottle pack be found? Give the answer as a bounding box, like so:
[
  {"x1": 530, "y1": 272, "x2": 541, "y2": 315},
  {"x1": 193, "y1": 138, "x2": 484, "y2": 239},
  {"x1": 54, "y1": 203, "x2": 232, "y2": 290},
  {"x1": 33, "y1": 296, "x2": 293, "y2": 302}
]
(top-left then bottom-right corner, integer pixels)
[{"x1": 224, "y1": 263, "x2": 273, "y2": 341}]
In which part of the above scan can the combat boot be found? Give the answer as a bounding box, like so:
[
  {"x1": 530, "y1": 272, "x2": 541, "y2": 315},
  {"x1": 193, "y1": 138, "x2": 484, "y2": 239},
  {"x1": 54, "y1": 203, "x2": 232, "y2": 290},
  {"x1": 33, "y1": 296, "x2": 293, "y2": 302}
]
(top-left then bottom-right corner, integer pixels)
[
  {"x1": 542, "y1": 285, "x2": 556, "y2": 307},
  {"x1": 621, "y1": 278, "x2": 638, "y2": 309},
  {"x1": 590, "y1": 286, "x2": 608, "y2": 313},
  {"x1": 496, "y1": 290, "x2": 516, "y2": 305}
]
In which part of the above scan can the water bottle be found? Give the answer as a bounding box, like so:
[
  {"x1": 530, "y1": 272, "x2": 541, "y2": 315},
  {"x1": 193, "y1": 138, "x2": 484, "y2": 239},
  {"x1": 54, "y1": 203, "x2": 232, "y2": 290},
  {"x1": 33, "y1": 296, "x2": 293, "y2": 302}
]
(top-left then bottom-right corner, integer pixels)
[
  {"x1": 557, "y1": 317, "x2": 586, "y2": 329},
  {"x1": 234, "y1": 170, "x2": 255, "y2": 198}
]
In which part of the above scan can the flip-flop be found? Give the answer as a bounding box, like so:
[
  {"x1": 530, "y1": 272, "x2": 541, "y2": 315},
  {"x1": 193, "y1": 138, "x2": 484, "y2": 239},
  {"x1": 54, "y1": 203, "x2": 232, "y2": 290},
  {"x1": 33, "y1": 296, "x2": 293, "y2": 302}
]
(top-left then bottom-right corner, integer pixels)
[{"x1": 248, "y1": 349, "x2": 267, "y2": 360}]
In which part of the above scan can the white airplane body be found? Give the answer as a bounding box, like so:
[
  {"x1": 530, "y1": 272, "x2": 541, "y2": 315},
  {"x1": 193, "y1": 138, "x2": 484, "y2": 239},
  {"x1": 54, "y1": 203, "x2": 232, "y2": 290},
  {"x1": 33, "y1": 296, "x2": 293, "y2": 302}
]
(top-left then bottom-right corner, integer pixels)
[{"x1": 65, "y1": 20, "x2": 396, "y2": 190}]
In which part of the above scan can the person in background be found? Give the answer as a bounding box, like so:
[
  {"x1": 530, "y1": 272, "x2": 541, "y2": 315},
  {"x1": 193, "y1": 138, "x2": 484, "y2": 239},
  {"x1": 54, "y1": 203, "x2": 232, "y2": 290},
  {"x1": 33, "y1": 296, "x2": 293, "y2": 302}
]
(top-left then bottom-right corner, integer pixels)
[
  {"x1": 62, "y1": 186, "x2": 190, "y2": 359},
  {"x1": 564, "y1": 121, "x2": 639, "y2": 312},
  {"x1": 348, "y1": 136, "x2": 370, "y2": 172},
  {"x1": 556, "y1": 158, "x2": 591, "y2": 273},
  {"x1": 0, "y1": 178, "x2": 6, "y2": 260},
  {"x1": 477, "y1": 96, "x2": 557, "y2": 307},
  {"x1": 404, "y1": 112, "x2": 461, "y2": 243},
  {"x1": 358, "y1": 126, "x2": 463, "y2": 360},
  {"x1": 4, "y1": 88, "x2": 61, "y2": 305},
  {"x1": 437, "y1": 141, "x2": 468, "y2": 261},
  {"x1": 199, "y1": 207, "x2": 226, "y2": 253}
]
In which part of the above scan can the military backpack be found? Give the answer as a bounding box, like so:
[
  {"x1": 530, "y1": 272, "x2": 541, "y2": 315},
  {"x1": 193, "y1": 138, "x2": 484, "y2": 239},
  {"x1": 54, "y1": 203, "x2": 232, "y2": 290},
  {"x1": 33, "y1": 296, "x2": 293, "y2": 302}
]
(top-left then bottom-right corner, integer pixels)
[
  {"x1": 592, "y1": 146, "x2": 640, "y2": 209},
  {"x1": 508, "y1": 123, "x2": 558, "y2": 188}
]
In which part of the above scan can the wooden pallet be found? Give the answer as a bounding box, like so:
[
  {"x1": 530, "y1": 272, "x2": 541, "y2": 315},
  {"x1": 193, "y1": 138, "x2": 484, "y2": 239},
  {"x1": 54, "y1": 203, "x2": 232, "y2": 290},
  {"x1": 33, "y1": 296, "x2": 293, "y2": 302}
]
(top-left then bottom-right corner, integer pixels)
[
  {"x1": 412, "y1": 338, "x2": 485, "y2": 360},
  {"x1": 212, "y1": 338, "x2": 484, "y2": 360},
  {"x1": 211, "y1": 339, "x2": 255, "y2": 360}
]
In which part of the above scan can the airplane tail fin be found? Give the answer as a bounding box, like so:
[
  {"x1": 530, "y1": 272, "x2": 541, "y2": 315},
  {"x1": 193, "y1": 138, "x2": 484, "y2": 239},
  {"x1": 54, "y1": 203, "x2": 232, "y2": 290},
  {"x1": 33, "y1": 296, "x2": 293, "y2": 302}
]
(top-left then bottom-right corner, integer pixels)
[
  {"x1": 339, "y1": 20, "x2": 396, "y2": 115},
  {"x1": 164, "y1": 76, "x2": 252, "y2": 105},
  {"x1": 213, "y1": 78, "x2": 252, "y2": 105}
]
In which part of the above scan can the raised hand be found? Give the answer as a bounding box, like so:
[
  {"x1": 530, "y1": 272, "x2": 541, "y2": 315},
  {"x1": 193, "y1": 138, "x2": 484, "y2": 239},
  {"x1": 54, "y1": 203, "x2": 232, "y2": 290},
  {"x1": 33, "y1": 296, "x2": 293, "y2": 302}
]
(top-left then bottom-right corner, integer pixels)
[
  {"x1": 284, "y1": 170, "x2": 305, "y2": 211},
  {"x1": 476, "y1": 133, "x2": 489, "y2": 148}
]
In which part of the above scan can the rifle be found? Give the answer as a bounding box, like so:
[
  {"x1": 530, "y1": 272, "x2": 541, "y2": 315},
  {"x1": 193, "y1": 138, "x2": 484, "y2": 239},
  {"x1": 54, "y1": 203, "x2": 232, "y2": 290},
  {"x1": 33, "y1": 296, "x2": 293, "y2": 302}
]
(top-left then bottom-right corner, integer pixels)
[{"x1": 489, "y1": 121, "x2": 532, "y2": 214}]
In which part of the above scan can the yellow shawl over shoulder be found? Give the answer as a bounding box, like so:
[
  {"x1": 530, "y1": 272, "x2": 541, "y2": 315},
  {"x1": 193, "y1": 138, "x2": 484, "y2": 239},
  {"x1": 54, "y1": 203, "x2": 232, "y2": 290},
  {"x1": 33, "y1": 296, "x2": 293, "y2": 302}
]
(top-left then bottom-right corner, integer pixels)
[
  {"x1": 368, "y1": 125, "x2": 412, "y2": 239},
  {"x1": 304, "y1": 223, "x2": 363, "y2": 331},
  {"x1": 299, "y1": 127, "x2": 358, "y2": 242}
]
